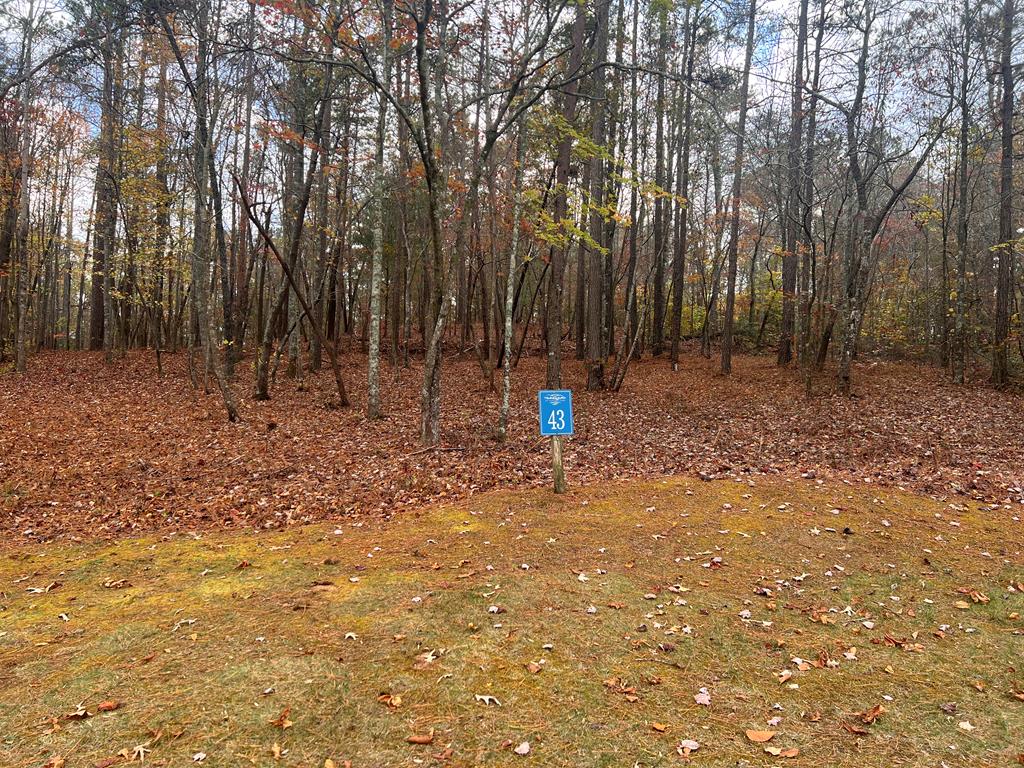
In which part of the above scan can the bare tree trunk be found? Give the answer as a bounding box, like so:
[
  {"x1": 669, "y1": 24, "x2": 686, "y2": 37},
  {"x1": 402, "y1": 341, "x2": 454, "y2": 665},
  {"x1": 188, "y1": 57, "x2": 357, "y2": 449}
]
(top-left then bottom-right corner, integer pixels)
[
  {"x1": 836, "y1": 11, "x2": 873, "y2": 396},
  {"x1": 800, "y1": 0, "x2": 826, "y2": 391},
  {"x1": 188, "y1": 0, "x2": 239, "y2": 421},
  {"x1": 586, "y1": 0, "x2": 610, "y2": 390},
  {"x1": 651, "y1": 5, "x2": 668, "y2": 357},
  {"x1": 499, "y1": 120, "x2": 526, "y2": 440},
  {"x1": 721, "y1": 0, "x2": 756, "y2": 374},
  {"x1": 102, "y1": 32, "x2": 123, "y2": 363},
  {"x1": 670, "y1": 3, "x2": 697, "y2": 370},
  {"x1": 990, "y1": 0, "x2": 1014, "y2": 386},
  {"x1": 835, "y1": 3, "x2": 949, "y2": 393},
  {"x1": 417, "y1": 0, "x2": 454, "y2": 445},
  {"x1": 89, "y1": 22, "x2": 116, "y2": 353},
  {"x1": 13, "y1": 6, "x2": 34, "y2": 373},
  {"x1": 624, "y1": 0, "x2": 641, "y2": 363},
  {"x1": 778, "y1": 0, "x2": 809, "y2": 366},
  {"x1": 367, "y1": 0, "x2": 393, "y2": 419},
  {"x1": 952, "y1": 0, "x2": 972, "y2": 385},
  {"x1": 236, "y1": 177, "x2": 350, "y2": 408},
  {"x1": 544, "y1": 4, "x2": 585, "y2": 389}
]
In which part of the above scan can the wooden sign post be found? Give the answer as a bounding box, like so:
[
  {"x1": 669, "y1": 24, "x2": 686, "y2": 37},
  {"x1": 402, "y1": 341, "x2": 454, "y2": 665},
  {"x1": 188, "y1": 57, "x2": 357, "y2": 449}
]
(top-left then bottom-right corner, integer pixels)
[{"x1": 538, "y1": 390, "x2": 573, "y2": 493}]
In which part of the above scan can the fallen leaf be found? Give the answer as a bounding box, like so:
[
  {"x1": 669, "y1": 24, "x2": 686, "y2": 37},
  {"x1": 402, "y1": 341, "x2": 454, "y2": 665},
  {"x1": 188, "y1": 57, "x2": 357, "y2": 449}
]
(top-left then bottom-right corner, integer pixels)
[
  {"x1": 414, "y1": 649, "x2": 441, "y2": 669},
  {"x1": 956, "y1": 587, "x2": 989, "y2": 604},
  {"x1": 124, "y1": 744, "x2": 151, "y2": 762},
  {"x1": 27, "y1": 581, "x2": 61, "y2": 594},
  {"x1": 652, "y1": 722, "x2": 667, "y2": 733},
  {"x1": 407, "y1": 731, "x2": 435, "y2": 745},
  {"x1": 269, "y1": 706, "x2": 293, "y2": 729},
  {"x1": 765, "y1": 746, "x2": 800, "y2": 758},
  {"x1": 859, "y1": 704, "x2": 886, "y2": 724},
  {"x1": 745, "y1": 729, "x2": 776, "y2": 743},
  {"x1": 513, "y1": 741, "x2": 530, "y2": 755}
]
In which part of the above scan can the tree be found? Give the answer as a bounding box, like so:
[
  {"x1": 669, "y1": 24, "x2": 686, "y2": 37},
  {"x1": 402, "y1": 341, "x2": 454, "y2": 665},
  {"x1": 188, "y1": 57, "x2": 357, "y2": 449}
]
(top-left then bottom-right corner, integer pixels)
[
  {"x1": 721, "y1": 0, "x2": 756, "y2": 374},
  {"x1": 990, "y1": 0, "x2": 1014, "y2": 386},
  {"x1": 367, "y1": 0, "x2": 393, "y2": 419},
  {"x1": 778, "y1": 0, "x2": 809, "y2": 366},
  {"x1": 831, "y1": 0, "x2": 953, "y2": 394},
  {"x1": 544, "y1": 2, "x2": 586, "y2": 390},
  {"x1": 586, "y1": 0, "x2": 611, "y2": 391},
  {"x1": 13, "y1": 0, "x2": 38, "y2": 373}
]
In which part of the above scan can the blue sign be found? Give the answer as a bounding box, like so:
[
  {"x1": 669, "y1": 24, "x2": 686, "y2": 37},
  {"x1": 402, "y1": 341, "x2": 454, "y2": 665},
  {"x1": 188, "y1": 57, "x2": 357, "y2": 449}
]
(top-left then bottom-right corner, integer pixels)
[{"x1": 538, "y1": 390, "x2": 574, "y2": 436}]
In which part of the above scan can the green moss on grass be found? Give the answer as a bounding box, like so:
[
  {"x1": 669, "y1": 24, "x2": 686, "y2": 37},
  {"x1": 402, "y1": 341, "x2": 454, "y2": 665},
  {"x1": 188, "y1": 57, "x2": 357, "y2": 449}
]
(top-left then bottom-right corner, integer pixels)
[{"x1": 0, "y1": 477, "x2": 1021, "y2": 767}]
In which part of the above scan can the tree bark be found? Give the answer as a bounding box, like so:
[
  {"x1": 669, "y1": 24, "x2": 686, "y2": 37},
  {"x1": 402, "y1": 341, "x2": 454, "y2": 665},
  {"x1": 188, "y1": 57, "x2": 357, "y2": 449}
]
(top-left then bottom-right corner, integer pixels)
[
  {"x1": 586, "y1": 0, "x2": 610, "y2": 390},
  {"x1": 367, "y1": 0, "x2": 393, "y2": 418},
  {"x1": 952, "y1": 0, "x2": 972, "y2": 385},
  {"x1": 544, "y1": 4, "x2": 586, "y2": 389},
  {"x1": 13, "y1": 7, "x2": 34, "y2": 373},
  {"x1": 990, "y1": 0, "x2": 1014, "y2": 386},
  {"x1": 778, "y1": 0, "x2": 809, "y2": 366},
  {"x1": 721, "y1": 0, "x2": 756, "y2": 374},
  {"x1": 499, "y1": 120, "x2": 526, "y2": 440}
]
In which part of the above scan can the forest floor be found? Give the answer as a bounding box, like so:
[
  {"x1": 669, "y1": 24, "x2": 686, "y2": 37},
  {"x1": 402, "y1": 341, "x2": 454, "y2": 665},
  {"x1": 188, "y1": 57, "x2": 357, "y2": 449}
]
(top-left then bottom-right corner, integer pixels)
[
  {"x1": 1, "y1": 349, "x2": 1023, "y2": 541},
  {"x1": 1, "y1": 477, "x2": 1022, "y2": 767}
]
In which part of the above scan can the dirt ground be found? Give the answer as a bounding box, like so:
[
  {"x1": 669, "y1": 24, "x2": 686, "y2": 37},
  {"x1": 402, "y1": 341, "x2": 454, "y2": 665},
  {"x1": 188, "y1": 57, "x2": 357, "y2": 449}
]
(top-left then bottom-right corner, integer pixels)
[{"x1": 2, "y1": 349, "x2": 1022, "y2": 541}]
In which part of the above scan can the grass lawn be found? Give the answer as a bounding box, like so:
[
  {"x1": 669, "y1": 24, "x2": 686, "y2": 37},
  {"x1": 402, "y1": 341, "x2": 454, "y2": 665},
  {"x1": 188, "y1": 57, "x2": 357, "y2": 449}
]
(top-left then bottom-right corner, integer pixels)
[{"x1": 1, "y1": 476, "x2": 1022, "y2": 767}]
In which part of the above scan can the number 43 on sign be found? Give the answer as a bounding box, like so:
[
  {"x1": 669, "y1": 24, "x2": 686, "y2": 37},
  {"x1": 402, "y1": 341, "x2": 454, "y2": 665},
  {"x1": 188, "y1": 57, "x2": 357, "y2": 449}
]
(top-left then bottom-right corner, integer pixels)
[{"x1": 538, "y1": 390, "x2": 573, "y2": 493}]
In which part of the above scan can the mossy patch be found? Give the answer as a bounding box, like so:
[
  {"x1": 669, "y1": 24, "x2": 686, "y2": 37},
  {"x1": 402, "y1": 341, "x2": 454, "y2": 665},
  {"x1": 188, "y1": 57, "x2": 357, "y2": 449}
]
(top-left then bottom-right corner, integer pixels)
[{"x1": 1, "y1": 476, "x2": 1022, "y2": 767}]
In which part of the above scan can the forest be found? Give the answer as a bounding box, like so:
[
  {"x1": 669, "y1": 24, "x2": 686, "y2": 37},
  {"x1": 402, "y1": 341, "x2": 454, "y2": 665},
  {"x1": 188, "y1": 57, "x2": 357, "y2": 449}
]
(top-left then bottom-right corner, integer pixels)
[
  {"x1": 0, "y1": 0, "x2": 1018, "y2": 443},
  {"x1": 2, "y1": 1, "x2": 1024, "y2": 766}
]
